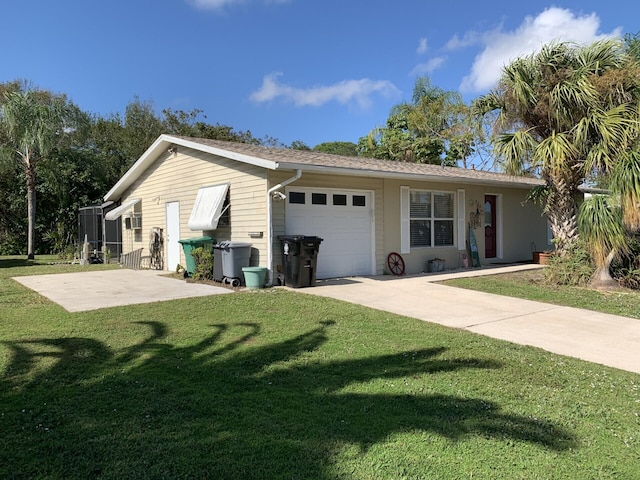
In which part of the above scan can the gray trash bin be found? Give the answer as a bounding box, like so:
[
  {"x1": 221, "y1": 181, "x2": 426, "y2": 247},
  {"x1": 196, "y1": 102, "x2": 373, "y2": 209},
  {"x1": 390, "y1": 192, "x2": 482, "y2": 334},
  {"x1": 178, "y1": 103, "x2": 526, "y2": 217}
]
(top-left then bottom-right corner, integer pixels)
[
  {"x1": 217, "y1": 241, "x2": 252, "y2": 286},
  {"x1": 212, "y1": 244, "x2": 224, "y2": 282}
]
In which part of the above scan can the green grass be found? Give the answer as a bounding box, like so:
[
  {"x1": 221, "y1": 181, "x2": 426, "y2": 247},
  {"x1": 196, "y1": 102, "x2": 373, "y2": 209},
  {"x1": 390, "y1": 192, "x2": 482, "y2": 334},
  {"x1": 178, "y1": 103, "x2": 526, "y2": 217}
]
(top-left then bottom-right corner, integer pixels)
[
  {"x1": 442, "y1": 269, "x2": 640, "y2": 319},
  {"x1": 1, "y1": 258, "x2": 639, "y2": 479}
]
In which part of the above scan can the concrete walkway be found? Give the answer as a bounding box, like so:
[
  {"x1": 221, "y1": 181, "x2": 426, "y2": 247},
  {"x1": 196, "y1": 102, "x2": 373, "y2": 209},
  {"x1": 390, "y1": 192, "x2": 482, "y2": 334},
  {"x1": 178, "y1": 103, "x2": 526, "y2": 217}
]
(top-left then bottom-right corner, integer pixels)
[
  {"x1": 13, "y1": 268, "x2": 232, "y2": 312},
  {"x1": 295, "y1": 264, "x2": 640, "y2": 375}
]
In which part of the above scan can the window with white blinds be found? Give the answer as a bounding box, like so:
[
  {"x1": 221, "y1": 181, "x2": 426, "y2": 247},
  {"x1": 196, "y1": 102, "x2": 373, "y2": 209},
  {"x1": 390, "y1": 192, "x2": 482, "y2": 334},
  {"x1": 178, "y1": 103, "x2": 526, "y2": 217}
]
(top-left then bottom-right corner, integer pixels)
[{"x1": 409, "y1": 190, "x2": 454, "y2": 247}]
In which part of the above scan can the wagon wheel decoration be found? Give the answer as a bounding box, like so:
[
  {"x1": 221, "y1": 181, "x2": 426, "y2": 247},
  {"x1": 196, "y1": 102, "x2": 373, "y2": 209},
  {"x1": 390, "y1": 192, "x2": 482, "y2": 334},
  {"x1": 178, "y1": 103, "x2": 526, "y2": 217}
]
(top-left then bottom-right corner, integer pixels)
[{"x1": 387, "y1": 252, "x2": 405, "y2": 276}]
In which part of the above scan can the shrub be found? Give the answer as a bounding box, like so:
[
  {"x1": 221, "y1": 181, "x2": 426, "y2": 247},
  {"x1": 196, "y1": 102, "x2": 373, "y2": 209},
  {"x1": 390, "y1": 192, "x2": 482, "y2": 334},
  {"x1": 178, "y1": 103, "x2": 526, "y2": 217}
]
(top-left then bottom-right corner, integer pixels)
[
  {"x1": 191, "y1": 247, "x2": 213, "y2": 281},
  {"x1": 612, "y1": 236, "x2": 640, "y2": 289},
  {"x1": 542, "y1": 240, "x2": 594, "y2": 286}
]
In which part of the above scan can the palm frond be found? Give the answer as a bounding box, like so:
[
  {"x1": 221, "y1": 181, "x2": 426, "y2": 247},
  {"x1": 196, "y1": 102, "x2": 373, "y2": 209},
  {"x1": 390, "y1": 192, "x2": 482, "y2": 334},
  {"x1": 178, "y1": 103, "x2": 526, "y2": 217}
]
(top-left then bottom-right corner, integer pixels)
[
  {"x1": 534, "y1": 132, "x2": 579, "y2": 174},
  {"x1": 493, "y1": 129, "x2": 538, "y2": 174},
  {"x1": 578, "y1": 194, "x2": 628, "y2": 267},
  {"x1": 575, "y1": 38, "x2": 625, "y2": 73},
  {"x1": 610, "y1": 149, "x2": 640, "y2": 230}
]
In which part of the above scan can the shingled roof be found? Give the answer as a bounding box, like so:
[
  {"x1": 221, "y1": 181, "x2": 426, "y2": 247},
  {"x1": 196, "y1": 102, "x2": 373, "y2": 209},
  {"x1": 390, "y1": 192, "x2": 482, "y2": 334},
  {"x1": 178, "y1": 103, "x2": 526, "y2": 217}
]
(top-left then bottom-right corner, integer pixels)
[
  {"x1": 105, "y1": 134, "x2": 543, "y2": 201},
  {"x1": 176, "y1": 136, "x2": 543, "y2": 187}
]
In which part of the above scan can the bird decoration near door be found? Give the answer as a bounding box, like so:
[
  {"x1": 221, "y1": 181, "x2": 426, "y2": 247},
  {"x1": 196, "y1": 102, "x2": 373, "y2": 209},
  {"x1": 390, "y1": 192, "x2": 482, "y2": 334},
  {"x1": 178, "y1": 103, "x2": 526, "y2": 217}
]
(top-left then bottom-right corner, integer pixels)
[{"x1": 468, "y1": 200, "x2": 484, "y2": 229}]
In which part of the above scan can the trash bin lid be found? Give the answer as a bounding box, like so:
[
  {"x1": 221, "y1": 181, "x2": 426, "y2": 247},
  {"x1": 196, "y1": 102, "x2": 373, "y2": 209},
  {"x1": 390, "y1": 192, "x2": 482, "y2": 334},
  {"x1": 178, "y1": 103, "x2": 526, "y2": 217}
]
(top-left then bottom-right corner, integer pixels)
[
  {"x1": 278, "y1": 235, "x2": 306, "y2": 242},
  {"x1": 215, "y1": 240, "x2": 252, "y2": 249},
  {"x1": 278, "y1": 235, "x2": 322, "y2": 244},
  {"x1": 178, "y1": 236, "x2": 214, "y2": 245},
  {"x1": 226, "y1": 241, "x2": 252, "y2": 248}
]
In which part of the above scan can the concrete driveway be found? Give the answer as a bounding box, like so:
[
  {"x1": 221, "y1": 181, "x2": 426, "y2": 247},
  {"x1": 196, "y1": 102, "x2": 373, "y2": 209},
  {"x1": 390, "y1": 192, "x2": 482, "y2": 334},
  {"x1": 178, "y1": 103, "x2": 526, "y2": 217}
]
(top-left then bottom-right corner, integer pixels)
[
  {"x1": 13, "y1": 268, "x2": 232, "y2": 312},
  {"x1": 296, "y1": 265, "x2": 640, "y2": 375}
]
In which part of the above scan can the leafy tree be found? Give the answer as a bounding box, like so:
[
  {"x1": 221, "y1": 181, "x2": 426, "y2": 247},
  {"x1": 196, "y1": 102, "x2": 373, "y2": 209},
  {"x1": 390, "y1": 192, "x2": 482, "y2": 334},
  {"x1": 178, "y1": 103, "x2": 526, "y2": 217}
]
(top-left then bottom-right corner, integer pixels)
[
  {"x1": 474, "y1": 39, "x2": 640, "y2": 255},
  {"x1": 37, "y1": 146, "x2": 107, "y2": 255},
  {"x1": 358, "y1": 76, "x2": 479, "y2": 166},
  {"x1": 122, "y1": 97, "x2": 164, "y2": 162},
  {"x1": 0, "y1": 88, "x2": 86, "y2": 259},
  {"x1": 625, "y1": 32, "x2": 640, "y2": 60},
  {"x1": 313, "y1": 141, "x2": 358, "y2": 156},
  {"x1": 289, "y1": 140, "x2": 311, "y2": 150}
]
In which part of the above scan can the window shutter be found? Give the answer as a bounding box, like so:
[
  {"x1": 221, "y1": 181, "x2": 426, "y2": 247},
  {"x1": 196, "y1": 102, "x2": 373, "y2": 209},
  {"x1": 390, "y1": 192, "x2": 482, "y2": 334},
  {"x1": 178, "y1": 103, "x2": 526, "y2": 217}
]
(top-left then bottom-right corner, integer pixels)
[
  {"x1": 400, "y1": 186, "x2": 410, "y2": 254},
  {"x1": 457, "y1": 189, "x2": 465, "y2": 250}
]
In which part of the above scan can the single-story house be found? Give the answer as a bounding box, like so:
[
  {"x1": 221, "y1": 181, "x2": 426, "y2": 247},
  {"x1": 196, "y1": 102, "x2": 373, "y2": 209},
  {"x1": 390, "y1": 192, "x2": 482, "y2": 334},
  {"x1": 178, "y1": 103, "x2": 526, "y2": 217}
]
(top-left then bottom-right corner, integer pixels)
[{"x1": 103, "y1": 134, "x2": 549, "y2": 282}]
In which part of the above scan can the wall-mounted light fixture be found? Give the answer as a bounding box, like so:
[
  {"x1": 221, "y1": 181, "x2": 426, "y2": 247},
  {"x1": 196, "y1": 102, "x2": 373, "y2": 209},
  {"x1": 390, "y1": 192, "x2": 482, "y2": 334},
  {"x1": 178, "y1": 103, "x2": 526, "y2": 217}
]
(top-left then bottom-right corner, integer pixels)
[{"x1": 168, "y1": 146, "x2": 178, "y2": 155}]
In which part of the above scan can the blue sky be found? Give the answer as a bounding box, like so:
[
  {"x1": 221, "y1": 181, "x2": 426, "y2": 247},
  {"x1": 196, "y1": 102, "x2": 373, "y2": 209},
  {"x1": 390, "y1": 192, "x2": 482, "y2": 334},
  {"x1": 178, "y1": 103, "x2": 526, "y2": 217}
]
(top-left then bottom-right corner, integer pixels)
[{"x1": 3, "y1": 0, "x2": 638, "y2": 148}]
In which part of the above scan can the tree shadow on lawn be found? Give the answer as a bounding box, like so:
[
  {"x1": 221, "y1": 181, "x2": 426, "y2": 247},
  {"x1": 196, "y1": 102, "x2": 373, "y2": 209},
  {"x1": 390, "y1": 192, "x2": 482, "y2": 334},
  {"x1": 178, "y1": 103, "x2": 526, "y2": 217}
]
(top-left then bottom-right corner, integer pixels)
[
  {"x1": 0, "y1": 258, "x2": 42, "y2": 269},
  {"x1": 0, "y1": 320, "x2": 576, "y2": 479}
]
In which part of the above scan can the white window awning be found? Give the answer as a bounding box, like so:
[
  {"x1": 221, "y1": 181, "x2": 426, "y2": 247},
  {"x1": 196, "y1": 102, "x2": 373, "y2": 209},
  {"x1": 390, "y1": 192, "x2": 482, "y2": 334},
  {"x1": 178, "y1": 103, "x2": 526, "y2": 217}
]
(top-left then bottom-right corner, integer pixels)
[
  {"x1": 188, "y1": 184, "x2": 229, "y2": 231},
  {"x1": 104, "y1": 198, "x2": 141, "y2": 221}
]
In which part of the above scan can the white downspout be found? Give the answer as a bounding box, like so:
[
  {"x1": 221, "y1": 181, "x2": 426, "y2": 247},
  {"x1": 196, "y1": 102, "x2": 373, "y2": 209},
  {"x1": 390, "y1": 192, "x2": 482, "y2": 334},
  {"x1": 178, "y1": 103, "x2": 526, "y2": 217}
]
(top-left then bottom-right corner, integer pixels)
[{"x1": 266, "y1": 169, "x2": 302, "y2": 286}]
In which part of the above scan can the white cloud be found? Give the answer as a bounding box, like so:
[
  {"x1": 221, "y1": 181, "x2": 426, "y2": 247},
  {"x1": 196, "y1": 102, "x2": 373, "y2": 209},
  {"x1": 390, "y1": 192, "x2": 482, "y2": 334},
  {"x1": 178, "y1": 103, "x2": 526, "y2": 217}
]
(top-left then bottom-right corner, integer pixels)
[
  {"x1": 188, "y1": 0, "x2": 289, "y2": 11},
  {"x1": 417, "y1": 38, "x2": 428, "y2": 55},
  {"x1": 250, "y1": 73, "x2": 400, "y2": 108},
  {"x1": 457, "y1": 7, "x2": 623, "y2": 93},
  {"x1": 445, "y1": 31, "x2": 482, "y2": 51},
  {"x1": 188, "y1": 0, "x2": 243, "y2": 10},
  {"x1": 410, "y1": 56, "x2": 446, "y2": 76}
]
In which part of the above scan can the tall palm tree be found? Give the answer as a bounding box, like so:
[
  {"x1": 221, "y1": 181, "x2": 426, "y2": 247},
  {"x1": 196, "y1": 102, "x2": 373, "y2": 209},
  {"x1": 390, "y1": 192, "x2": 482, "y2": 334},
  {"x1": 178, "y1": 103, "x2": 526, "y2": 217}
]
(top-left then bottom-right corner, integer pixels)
[
  {"x1": 474, "y1": 39, "x2": 640, "y2": 255},
  {"x1": 1, "y1": 90, "x2": 81, "y2": 259}
]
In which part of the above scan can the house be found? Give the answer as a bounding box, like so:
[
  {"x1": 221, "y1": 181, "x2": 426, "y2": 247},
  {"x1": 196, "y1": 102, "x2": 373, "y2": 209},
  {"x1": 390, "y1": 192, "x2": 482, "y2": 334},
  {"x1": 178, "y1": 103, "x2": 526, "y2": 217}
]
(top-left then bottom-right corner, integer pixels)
[{"x1": 103, "y1": 134, "x2": 548, "y2": 281}]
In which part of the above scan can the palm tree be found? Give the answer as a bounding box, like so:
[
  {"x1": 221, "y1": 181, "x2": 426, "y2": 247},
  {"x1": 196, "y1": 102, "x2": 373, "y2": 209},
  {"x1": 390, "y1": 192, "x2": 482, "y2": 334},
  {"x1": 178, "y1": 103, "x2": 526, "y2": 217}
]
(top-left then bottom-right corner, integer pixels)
[
  {"x1": 578, "y1": 195, "x2": 628, "y2": 288},
  {"x1": 474, "y1": 39, "x2": 640, "y2": 255},
  {"x1": 1, "y1": 90, "x2": 81, "y2": 259}
]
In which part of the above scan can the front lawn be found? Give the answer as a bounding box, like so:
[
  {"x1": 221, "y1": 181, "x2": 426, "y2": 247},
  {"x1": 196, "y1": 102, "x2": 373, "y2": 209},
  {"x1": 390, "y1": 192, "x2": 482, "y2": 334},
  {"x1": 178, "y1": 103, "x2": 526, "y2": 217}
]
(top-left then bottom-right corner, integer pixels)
[
  {"x1": 442, "y1": 268, "x2": 640, "y2": 319},
  {"x1": 1, "y1": 259, "x2": 639, "y2": 479}
]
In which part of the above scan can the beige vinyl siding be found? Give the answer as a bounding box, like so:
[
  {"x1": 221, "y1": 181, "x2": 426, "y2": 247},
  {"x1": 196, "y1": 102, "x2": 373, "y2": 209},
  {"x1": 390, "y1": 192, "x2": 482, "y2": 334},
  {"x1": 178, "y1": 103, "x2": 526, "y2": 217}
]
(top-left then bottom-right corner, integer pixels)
[
  {"x1": 268, "y1": 171, "x2": 385, "y2": 275},
  {"x1": 119, "y1": 146, "x2": 268, "y2": 270},
  {"x1": 383, "y1": 178, "x2": 546, "y2": 274}
]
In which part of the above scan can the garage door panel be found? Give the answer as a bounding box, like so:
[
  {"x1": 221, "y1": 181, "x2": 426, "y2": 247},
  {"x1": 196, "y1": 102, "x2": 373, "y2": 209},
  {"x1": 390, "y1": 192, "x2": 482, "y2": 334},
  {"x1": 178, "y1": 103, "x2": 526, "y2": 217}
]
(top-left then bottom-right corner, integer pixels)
[{"x1": 285, "y1": 188, "x2": 373, "y2": 279}]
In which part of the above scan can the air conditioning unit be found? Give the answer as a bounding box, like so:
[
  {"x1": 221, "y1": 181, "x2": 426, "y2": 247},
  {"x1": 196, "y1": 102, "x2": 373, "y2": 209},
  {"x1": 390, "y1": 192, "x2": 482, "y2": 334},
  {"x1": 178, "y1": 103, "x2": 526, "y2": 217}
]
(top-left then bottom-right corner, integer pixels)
[{"x1": 124, "y1": 214, "x2": 142, "y2": 230}]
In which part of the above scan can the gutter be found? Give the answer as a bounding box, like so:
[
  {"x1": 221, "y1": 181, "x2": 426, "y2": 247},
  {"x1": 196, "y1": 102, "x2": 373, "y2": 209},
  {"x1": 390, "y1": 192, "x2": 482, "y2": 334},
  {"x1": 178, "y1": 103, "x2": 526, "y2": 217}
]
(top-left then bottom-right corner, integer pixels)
[
  {"x1": 274, "y1": 162, "x2": 544, "y2": 189},
  {"x1": 266, "y1": 169, "x2": 302, "y2": 286}
]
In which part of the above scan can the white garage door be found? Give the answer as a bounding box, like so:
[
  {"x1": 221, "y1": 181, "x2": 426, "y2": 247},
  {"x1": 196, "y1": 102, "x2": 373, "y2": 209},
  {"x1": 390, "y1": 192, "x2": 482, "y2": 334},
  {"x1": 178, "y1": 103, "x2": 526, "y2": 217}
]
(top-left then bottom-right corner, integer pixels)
[{"x1": 285, "y1": 187, "x2": 374, "y2": 279}]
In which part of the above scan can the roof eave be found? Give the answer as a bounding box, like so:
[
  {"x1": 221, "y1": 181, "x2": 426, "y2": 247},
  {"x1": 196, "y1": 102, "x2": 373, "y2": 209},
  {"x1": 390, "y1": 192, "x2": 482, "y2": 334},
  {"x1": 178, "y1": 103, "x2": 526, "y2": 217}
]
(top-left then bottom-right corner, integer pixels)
[
  {"x1": 275, "y1": 162, "x2": 543, "y2": 189},
  {"x1": 104, "y1": 134, "x2": 278, "y2": 202}
]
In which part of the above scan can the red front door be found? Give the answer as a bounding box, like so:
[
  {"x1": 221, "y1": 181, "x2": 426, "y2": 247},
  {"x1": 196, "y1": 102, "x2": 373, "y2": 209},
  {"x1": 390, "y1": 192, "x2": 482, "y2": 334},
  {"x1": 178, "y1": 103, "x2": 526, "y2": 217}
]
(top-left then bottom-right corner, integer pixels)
[{"x1": 484, "y1": 195, "x2": 497, "y2": 258}]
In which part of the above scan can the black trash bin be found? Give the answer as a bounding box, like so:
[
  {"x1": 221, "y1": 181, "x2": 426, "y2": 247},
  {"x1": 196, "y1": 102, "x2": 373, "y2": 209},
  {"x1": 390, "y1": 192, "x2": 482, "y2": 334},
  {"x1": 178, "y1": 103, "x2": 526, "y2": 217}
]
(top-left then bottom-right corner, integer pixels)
[{"x1": 278, "y1": 235, "x2": 323, "y2": 288}]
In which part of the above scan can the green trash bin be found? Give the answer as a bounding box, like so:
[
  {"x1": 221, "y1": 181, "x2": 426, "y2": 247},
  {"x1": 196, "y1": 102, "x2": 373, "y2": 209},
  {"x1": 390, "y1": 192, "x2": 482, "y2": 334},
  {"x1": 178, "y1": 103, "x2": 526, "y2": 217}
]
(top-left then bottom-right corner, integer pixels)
[{"x1": 178, "y1": 236, "x2": 215, "y2": 276}]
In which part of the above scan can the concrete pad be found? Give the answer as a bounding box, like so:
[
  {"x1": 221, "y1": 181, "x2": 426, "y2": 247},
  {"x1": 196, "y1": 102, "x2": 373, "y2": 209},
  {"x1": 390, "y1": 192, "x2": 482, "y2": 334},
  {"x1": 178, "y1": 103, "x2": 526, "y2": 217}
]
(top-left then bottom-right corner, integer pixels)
[
  {"x1": 13, "y1": 269, "x2": 232, "y2": 312},
  {"x1": 295, "y1": 266, "x2": 640, "y2": 375}
]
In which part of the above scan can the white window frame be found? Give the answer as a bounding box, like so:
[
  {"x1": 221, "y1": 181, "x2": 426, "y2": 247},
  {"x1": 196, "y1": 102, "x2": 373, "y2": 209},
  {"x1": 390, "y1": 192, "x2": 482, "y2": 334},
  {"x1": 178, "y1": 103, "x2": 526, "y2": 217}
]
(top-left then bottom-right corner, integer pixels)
[
  {"x1": 457, "y1": 189, "x2": 466, "y2": 250},
  {"x1": 402, "y1": 188, "x2": 455, "y2": 249}
]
